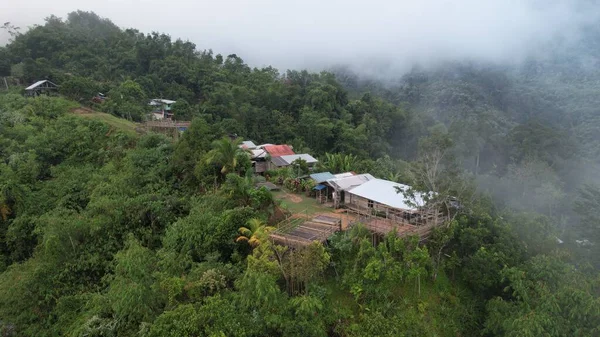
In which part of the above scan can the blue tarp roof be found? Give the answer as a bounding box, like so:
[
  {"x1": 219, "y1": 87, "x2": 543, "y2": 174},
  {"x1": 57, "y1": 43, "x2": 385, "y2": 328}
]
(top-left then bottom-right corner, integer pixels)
[
  {"x1": 313, "y1": 184, "x2": 327, "y2": 191},
  {"x1": 310, "y1": 172, "x2": 335, "y2": 183}
]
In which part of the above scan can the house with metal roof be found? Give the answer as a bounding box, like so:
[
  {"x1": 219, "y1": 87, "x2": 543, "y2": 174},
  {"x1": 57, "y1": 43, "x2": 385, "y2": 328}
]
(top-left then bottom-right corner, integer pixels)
[
  {"x1": 269, "y1": 153, "x2": 318, "y2": 170},
  {"x1": 263, "y1": 144, "x2": 295, "y2": 157},
  {"x1": 25, "y1": 80, "x2": 58, "y2": 96},
  {"x1": 345, "y1": 178, "x2": 434, "y2": 225},
  {"x1": 256, "y1": 143, "x2": 274, "y2": 149},
  {"x1": 310, "y1": 172, "x2": 336, "y2": 203},
  {"x1": 310, "y1": 172, "x2": 335, "y2": 184},
  {"x1": 249, "y1": 149, "x2": 269, "y2": 173},
  {"x1": 322, "y1": 173, "x2": 375, "y2": 207},
  {"x1": 250, "y1": 149, "x2": 268, "y2": 159},
  {"x1": 280, "y1": 154, "x2": 318, "y2": 165},
  {"x1": 269, "y1": 156, "x2": 289, "y2": 168},
  {"x1": 333, "y1": 172, "x2": 355, "y2": 179},
  {"x1": 326, "y1": 174, "x2": 374, "y2": 193},
  {"x1": 240, "y1": 141, "x2": 257, "y2": 149},
  {"x1": 149, "y1": 99, "x2": 176, "y2": 120}
]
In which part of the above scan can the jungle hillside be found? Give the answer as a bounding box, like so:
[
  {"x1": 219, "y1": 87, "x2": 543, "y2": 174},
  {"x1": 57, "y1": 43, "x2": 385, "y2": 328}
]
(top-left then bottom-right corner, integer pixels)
[{"x1": 0, "y1": 11, "x2": 599, "y2": 337}]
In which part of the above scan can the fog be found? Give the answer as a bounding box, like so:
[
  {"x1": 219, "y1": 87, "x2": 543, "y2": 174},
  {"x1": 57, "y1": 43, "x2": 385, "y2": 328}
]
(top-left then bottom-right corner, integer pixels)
[{"x1": 1, "y1": 0, "x2": 598, "y2": 73}]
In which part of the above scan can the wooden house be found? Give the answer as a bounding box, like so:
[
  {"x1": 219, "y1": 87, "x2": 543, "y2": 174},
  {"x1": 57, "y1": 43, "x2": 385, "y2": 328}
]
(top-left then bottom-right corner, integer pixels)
[
  {"x1": 322, "y1": 173, "x2": 374, "y2": 208},
  {"x1": 149, "y1": 99, "x2": 176, "y2": 120},
  {"x1": 25, "y1": 80, "x2": 58, "y2": 96},
  {"x1": 345, "y1": 178, "x2": 438, "y2": 225},
  {"x1": 250, "y1": 148, "x2": 269, "y2": 173},
  {"x1": 269, "y1": 154, "x2": 319, "y2": 170}
]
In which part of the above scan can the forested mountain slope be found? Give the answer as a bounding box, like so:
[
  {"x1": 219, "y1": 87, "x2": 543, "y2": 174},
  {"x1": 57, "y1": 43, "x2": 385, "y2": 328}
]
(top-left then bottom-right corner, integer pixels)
[
  {"x1": 0, "y1": 11, "x2": 599, "y2": 337},
  {"x1": 334, "y1": 30, "x2": 600, "y2": 242}
]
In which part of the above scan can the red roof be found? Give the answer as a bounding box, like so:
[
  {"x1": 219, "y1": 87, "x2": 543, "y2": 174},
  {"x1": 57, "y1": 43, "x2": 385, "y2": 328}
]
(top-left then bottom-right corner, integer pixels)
[{"x1": 263, "y1": 145, "x2": 295, "y2": 157}]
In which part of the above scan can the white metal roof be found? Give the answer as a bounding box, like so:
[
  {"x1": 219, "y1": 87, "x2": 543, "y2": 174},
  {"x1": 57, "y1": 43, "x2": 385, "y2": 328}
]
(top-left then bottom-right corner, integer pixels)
[
  {"x1": 240, "y1": 141, "x2": 257, "y2": 149},
  {"x1": 25, "y1": 80, "x2": 57, "y2": 90},
  {"x1": 334, "y1": 172, "x2": 355, "y2": 179},
  {"x1": 149, "y1": 98, "x2": 176, "y2": 105},
  {"x1": 326, "y1": 173, "x2": 374, "y2": 191},
  {"x1": 280, "y1": 154, "x2": 318, "y2": 165},
  {"x1": 347, "y1": 179, "x2": 426, "y2": 211},
  {"x1": 250, "y1": 149, "x2": 268, "y2": 159}
]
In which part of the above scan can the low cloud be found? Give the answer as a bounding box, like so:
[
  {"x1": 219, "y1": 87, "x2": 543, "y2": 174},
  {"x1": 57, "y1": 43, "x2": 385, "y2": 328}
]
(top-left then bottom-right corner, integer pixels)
[{"x1": 2, "y1": 0, "x2": 598, "y2": 74}]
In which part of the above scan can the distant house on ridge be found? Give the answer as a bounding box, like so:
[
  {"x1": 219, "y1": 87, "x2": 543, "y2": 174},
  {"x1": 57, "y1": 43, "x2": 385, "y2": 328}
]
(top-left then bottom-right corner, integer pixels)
[
  {"x1": 25, "y1": 80, "x2": 58, "y2": 96},
  {"x1": 149, "y1": 99, "x2": 176, "y2": 120},
  {"x1": 263, "y1": 144, "x2": 295, "y2": 157}
]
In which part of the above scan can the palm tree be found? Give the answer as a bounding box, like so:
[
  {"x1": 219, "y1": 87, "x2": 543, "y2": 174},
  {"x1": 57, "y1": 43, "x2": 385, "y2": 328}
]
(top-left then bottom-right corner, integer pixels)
[
  {"x1": 205, "y1": 137, "x2": 250, "y2": 175},
  {"x1": 236, "y1": 218, "x2": 275, "y2": 248}
]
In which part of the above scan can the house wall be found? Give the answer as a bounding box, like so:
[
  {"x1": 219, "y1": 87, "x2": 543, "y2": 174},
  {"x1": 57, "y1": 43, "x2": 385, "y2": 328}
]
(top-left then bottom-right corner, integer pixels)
[
  {"x1": 254, "y1": 161, "x2": 268, "y2": 173},
  {"x1": 346, "y1": 193, "x2": 413, "y2": 222},
  {"x1": 268, "y1": 161, "x2": 286, "y2": 171}
]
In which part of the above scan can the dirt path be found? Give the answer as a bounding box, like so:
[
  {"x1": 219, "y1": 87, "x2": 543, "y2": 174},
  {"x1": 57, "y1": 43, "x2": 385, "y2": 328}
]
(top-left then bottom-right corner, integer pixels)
[{"x1": 283, "y1": 191, "x2": 302, "y2": 203}]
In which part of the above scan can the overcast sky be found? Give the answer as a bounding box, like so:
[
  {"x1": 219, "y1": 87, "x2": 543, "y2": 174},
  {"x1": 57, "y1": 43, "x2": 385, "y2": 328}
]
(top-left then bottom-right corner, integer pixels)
[{"x1": 1, "y1": 0, "x2": 598, "y2": 74}]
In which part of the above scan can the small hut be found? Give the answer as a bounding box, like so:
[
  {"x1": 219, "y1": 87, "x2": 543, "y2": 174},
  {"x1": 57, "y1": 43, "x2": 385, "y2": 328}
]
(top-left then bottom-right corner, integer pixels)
[
  {"x1": 25, "y1": 80, "x2": 58, "y2": 96},
  {"x1": 310, "y1": 172, "x2": 335, "y2": 203}
]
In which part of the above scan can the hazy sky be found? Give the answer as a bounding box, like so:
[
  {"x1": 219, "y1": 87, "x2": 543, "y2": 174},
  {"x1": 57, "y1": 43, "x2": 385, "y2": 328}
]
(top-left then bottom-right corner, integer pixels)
[{"x1": 1, "y1": 0, "x2": 597, "y2": 73}]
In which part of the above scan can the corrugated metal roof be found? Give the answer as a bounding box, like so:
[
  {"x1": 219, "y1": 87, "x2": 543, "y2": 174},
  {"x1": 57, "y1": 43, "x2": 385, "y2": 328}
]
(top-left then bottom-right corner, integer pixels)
[
  {"x1": 264, "y1": 145, "x2": 295, "y2": 157},
  {"x1": 280, "y1": 154, "x2": 318, "y2": 165},
  {"x1": 250, "y1": 149, "x2": 268, "y2": 159},
  {"x1": 326, "y1": 173, "x2": 374, "y2": 191},
  {"x1": 240, "y1": 141, "x2": 257, "y2": 149},
  {"x1": 310, "y1": 172, "x2": 335, "y2": 183},
  {"x1": 152, "y1": 98, "x2": 176, "y2": 104},
  {"x1": 25, "y1": 80, "x2": 57, "y2": 90},
  {"x1": 347, "y1": 179, "x2": 426, "y2": 211},
  {"x1": 333, "y1": 172, "x2": 355, "y2": 179},
  {"x1": 270, "y1": 156, "x2": 289, "y2": 167}
]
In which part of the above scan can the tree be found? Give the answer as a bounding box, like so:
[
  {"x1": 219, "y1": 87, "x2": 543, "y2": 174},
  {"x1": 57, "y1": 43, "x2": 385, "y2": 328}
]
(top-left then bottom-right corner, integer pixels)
[
  {"x1": 58, "y1": 75, "x2": 101, "y2": 103},
  {"x1": 105, "y1": 80, "x2": 148, "y2": 121},
  {"x1": 205, "y1": 137, "x2": 250, "y2": 176},
  {"x1": 236, "y1": 218, "x2": 275, "y2": 248},
  {"x1": 406, "y1": 245, "x2": 430, "y2": 296},
  {"x1": 485, "y1": 253, "x2": 600, "y2": 337},
  {"x1": 291, "y1": 158, "x2": 309, "y2": 177},
  {"x1": 105, "y1": 235, "x2": 163, "y2": 334}
]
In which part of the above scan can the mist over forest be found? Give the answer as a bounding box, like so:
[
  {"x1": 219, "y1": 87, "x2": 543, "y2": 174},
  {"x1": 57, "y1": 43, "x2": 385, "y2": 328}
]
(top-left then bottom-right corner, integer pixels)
[{"x1": 0, "y1": 4, "x2": 599, "y2": 337}]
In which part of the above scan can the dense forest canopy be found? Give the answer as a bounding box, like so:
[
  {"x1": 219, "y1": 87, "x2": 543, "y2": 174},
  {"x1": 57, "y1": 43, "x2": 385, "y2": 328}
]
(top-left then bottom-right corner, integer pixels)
[{"x1": 0, "y1": 11, "x2": 599, "y2": 337}]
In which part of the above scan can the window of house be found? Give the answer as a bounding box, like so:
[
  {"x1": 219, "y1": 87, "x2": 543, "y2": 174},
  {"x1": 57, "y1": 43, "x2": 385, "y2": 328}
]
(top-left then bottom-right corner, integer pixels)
[{"x1": 368, "y1": 200, "x2": 374, "y2": 208}]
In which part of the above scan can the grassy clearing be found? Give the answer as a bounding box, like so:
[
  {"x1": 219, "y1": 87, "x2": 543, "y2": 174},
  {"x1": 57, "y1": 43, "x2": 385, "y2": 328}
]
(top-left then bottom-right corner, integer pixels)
[
  {"x1": 76, "y1": 111, "x2": 138, "y2": 133},
  {"x1": 74, "y1": 110, "x2": 139, "y2": 136},
  {"x1": 272, "y1": 189, "x2": 331, "y2": 215}
]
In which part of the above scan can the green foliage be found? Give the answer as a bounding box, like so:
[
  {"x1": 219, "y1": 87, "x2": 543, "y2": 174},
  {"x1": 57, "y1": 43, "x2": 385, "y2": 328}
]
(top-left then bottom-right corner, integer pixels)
[
  {"x1": 485, "y1": 253, "x2": 600, "y2": 337},
  {"x1": 105, "y1": 235, "x2": 162, "y2": 334},
  {"x1": 320, "y1": 152, "x2": 358, "y2": 173},
  {"x1": 59, "y1": 75, "x2": 101, "y2": 103},
  {"x1": 104, "y1": 80, "x2": 148, "y2": 121},
  {"x1": 1, "y1": 10, "x2": 599, "y2": 337},
  {"x1": 205, "y1": 137, "x2": 251, "y2": 176}
]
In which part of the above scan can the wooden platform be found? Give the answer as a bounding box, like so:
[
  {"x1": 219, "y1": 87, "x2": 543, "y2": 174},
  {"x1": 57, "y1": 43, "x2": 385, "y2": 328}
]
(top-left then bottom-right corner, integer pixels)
[
  {"x1": 271, "y1": 214, "x2": 342, "y2": 247},
  {"x1": 350, "y1": 216, "x2": 439, "y2": 241}
]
